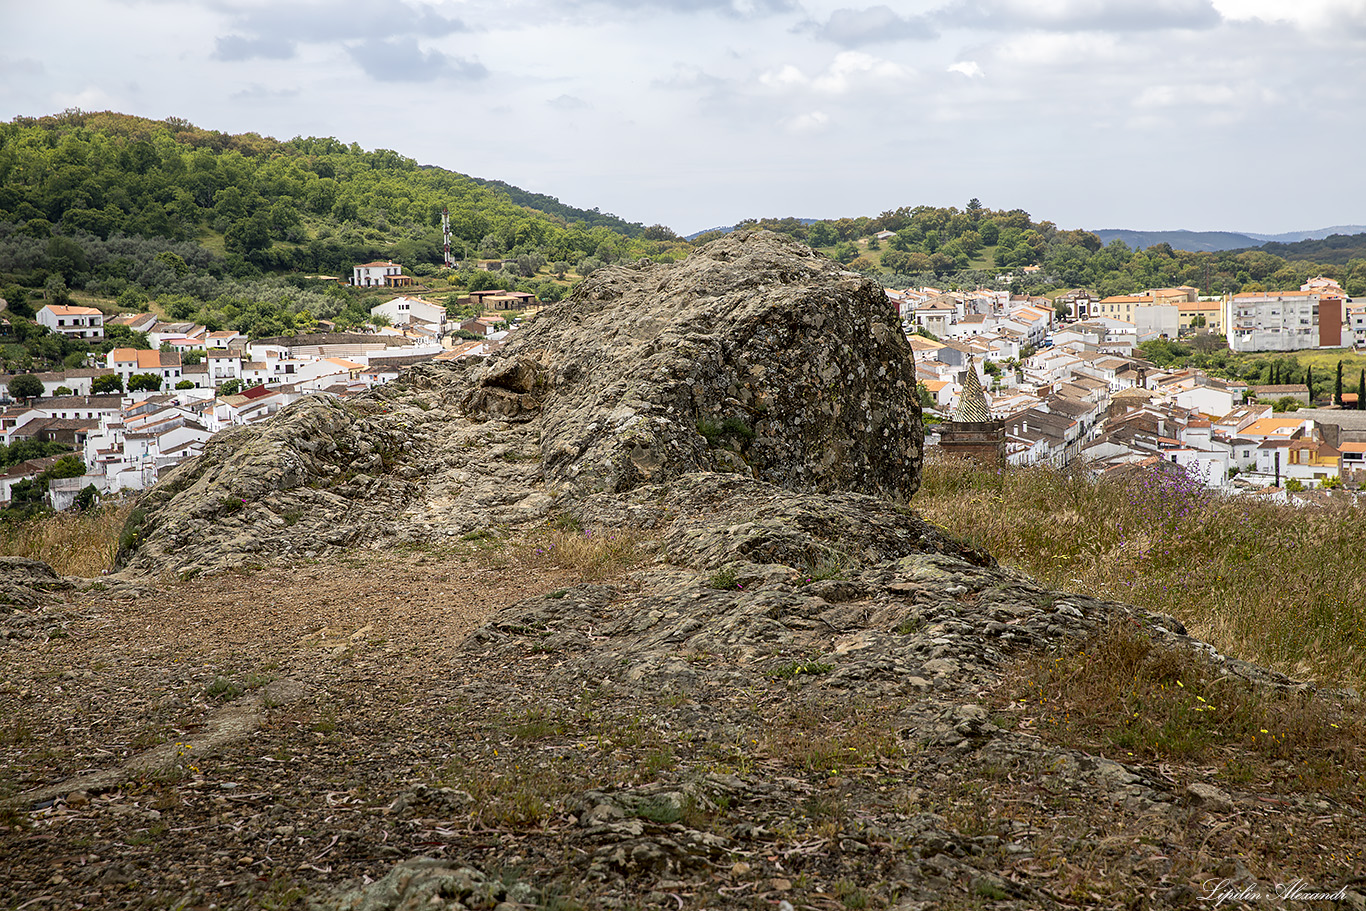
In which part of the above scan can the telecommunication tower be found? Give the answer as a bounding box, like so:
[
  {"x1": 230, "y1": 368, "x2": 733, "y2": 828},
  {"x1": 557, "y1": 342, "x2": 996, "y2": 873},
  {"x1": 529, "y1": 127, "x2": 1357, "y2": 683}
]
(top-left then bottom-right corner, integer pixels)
[{"x1": 442, "y1": 206, "x2": 454, "y2": 268}]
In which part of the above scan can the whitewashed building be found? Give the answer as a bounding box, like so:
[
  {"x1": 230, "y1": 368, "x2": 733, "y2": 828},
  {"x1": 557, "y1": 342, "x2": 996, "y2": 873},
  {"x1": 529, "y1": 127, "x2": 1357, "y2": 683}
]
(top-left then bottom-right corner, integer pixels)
[{"x1": 37, "y1": 305, "x2": 104, "y2": 340}]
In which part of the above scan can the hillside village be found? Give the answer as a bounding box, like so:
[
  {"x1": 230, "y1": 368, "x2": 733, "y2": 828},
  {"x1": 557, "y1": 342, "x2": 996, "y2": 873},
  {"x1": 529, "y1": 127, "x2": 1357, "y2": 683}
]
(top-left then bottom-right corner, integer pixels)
[
  {"x1": 899, "y1": 276, "x2": 1366, "y2": 491},
  {"x1": 1, "y1": 274, "x2": 527, "y2": 509},
  {"x1": 3, "y1": 260, "x2": 1366, "y2": 511}
]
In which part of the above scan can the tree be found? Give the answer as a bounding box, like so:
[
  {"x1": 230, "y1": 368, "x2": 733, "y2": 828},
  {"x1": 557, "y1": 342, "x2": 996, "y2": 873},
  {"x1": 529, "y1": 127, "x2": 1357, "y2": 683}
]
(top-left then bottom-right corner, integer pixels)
[
  {"x1": 53, "y1": 385, "x2": 73, "y2": 396},
  {"x1": 128, "y1": 373, "x2": 163, "y2": 392},
  {"x1": 9, "y1": 374, "x2": 44, "y2": 401},
  {"x1": 1359, "y1": 369, "x2": 1365, "y2": 410},
  {"x1": 175, "y1": 379, "x2": 195, "y2": 390},
  {"x1": 1336, "y1": 360, "x2": 1344, "y2": 405},
  {"x1": 74, "y1": 483, "x2": 98, "y2": 511},
  {"x1": 220, "y1": 379, "x2": 242, "y2": 396},
  {"x1": 91, "y1": 374, "x2": 123, "y2": 394},
  {"x1": 45, "y1": 454, "x2": 86, "y2": 480},
  {"x1": 1306, "y1": 365, "x2": 1314, "y2": 399}
]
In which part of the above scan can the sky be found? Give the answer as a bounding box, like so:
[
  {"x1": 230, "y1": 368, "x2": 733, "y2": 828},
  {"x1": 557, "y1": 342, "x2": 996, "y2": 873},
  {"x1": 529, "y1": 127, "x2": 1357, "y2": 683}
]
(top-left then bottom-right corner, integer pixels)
[{"x1": 3, "y1": 0, "x2": 1364, "y2": 237}]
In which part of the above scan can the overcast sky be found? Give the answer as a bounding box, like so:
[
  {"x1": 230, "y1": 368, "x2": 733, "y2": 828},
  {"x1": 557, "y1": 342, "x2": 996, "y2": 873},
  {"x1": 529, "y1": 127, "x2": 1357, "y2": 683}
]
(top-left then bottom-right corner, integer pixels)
[{"x1": 3, "y1": 0, "x2": 1364, "y2": 236}]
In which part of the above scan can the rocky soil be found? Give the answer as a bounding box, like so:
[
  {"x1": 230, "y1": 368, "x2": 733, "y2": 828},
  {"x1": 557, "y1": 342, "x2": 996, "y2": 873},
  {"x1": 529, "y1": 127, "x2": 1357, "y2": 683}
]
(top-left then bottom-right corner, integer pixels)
[{"x1": 3, "y1": 232, "x2": 1364, "y2": 909}]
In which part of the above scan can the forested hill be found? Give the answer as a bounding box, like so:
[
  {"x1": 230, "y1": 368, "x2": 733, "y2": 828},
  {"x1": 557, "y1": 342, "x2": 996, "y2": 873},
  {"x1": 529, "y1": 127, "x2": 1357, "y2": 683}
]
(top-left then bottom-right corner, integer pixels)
[
  {"x1": 1092, "y1": 229, "x2": 1262, "y2": 253},
  {"x1": 2, "y1": 109, "x2": 1365, "y2": 372},
  {"x1": 459, "y1": 175, "x2": 644, "y2": 237},
  {"x1": 0, "y1": 110, "x2": 677, "y2": 277},
  {"x1": 1092, "y1": 227, "x2": 1366, "y2": 262},
  {"x1": 1253, "y1": 232, "x2": 1366, "y2": 265}
]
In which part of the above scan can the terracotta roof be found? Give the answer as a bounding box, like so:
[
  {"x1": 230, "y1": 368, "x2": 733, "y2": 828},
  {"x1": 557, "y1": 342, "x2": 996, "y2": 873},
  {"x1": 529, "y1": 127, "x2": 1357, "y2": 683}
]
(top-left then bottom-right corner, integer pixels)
[{"x1": 43, "y1": 304, "x2": 103, "y2": 316}]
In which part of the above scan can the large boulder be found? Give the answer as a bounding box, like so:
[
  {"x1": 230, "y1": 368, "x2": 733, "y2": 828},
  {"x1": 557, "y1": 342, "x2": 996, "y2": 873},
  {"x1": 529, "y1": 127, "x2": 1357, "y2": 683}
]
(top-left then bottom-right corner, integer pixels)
[
  {"x1": 115, "y1": 231, "x2": 924, "y2": 577},
  {"x1": 463, "y1": 230, "x2": 923, "y2": 501}
]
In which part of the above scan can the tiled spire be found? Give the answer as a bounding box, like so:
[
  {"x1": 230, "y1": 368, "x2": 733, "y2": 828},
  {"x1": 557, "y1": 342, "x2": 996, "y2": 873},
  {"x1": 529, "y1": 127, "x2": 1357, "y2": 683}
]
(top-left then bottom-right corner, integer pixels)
[{"x1": 954, "y1": 358, "x2": 992, "y2": 422}]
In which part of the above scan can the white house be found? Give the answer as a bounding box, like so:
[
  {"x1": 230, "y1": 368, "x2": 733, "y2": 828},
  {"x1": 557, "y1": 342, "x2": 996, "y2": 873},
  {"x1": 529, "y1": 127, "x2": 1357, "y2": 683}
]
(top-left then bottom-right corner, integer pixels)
[
  {"x1": 106, "y1": 348, "x2": 183, "y2": 389},
  {"x1": 352, "y1": 261, "x2": 410, "y2": 288},
  {"x1": 206, "y1": 351, "x2": 243, "y2": 385},
  {"x1": 205, "y1": 330, "x2": 246, "y2": 350},
  {"x1": 296, "y1": 357, "x2": 366, "y2": 391},
  {"x1": 82, "y1": 399, "x2": 213, "y2": 493},
  {"x1": 371, "y1": 296, "x2": 448, "y2": 335},
  {"x1": 1173, "y1": 382, "x2": 1239, "y2": 418},
  {"x1": 144, "y1": 322, "x2": 205, "y2": 349},
  {"x1": 37, "y1": 305, "x2": 104, "y2": 340},
  {"x1": 1228, "y1": 291, "x2": 1345, "y2": 352}
]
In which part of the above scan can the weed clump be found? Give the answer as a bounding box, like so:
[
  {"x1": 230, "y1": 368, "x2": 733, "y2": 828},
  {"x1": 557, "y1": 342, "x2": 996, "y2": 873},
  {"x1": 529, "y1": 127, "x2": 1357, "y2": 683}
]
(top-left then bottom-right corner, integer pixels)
[{"x1": 520, "y1": 524, "x2": 654, "y2": 581}]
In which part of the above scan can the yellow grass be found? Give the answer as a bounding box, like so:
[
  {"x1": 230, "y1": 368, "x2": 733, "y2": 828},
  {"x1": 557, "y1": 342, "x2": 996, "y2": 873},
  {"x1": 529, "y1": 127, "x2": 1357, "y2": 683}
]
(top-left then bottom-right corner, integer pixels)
[
  {"x1": 518, "y1": 523, "x2": 657, "y2": 581},
  {"x1": 915, "y1": 456, "x2": 1366, "y2": 688},
  {"x1": 0, "y1": 503, "x2": 132, "y2": 577}
]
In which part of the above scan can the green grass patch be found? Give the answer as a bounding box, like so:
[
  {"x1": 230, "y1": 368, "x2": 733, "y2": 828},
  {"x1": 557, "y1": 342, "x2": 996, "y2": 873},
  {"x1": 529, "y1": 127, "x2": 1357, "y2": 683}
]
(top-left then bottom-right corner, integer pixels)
[
  {"x1": 773, "y1": 660, "x2": 834, "y2": 679},
  {"x1": 707, "y1": 566, "x2": 741, "y2": 590},
  {"x1": 696, "y1": 415, "x2": 754, "y2": 446}
]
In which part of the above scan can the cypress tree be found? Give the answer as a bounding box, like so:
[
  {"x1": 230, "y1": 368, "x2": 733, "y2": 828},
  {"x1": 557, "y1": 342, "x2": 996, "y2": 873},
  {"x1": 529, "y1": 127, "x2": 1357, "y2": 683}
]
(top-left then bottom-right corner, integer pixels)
[
  {"x1": 1306, "y1": 364, "x2": 1314, "y2": 398},
  {"x1": 1359, "y1": 369, "x2": 1365, "y2": 410},
  {"x1": 1336, "y1": 360, "x2": 1343, "y2": 405}
]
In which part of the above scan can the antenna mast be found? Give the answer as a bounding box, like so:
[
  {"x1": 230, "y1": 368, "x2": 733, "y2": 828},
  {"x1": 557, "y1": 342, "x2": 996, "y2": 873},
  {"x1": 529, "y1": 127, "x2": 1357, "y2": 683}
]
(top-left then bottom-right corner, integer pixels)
[{"x1": 442, "y1": 206, "x2": 454, "y2": 268}]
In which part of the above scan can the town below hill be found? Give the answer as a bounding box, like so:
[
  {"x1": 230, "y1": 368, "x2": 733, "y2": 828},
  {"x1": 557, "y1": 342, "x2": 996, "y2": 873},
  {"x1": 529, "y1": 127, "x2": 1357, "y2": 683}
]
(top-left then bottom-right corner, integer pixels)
[
  {"x1": 899, "y1": 277, "x2": 1366, "y2": 493},
  {"x1": 0, "y1": 275, "x2": 530, "y2": 515}
]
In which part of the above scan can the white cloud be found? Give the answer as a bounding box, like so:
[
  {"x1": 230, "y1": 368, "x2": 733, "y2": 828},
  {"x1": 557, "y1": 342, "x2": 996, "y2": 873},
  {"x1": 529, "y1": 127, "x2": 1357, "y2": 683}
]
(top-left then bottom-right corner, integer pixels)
[
  {"x1": 213, "y1": 35, "x2": 295, "y2": 61},
  {"x1": 947, "y1": 60, "x2": 984, "y2": 78},
  {"x1": 782, "y1": 110, "x2": 830, "y2": 132},
  {"x1": 1133, "y1": 83, "x2": 1237, "y2": 107},
  {"x1": 1213, "y1": 0, "x2": 1366, "y2": 30},
  {"x1": 759, "y1": 64, "x2": 809, "y2": 89},
  {"x1": 230, "y1": 84, "x2": 301, "y2": 101},
  {"x1": 0, "y1": 56, "x2": 46, "y2": 78},
  {"x1": 346, "y1": 37, "x2": 487, "y2": 83},
  {"x1": 548, "y1": 93, "x2": 590, "y2": 110},
  {"x1": 811, "y1": 51, "x2": 910, "y2": 93}
]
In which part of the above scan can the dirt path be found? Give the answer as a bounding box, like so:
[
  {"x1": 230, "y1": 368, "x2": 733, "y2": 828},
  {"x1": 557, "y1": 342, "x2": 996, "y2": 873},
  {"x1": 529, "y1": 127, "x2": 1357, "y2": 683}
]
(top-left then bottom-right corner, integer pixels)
[{"x1": 0, "y1": 550, "x2": 580, "y2": 909}]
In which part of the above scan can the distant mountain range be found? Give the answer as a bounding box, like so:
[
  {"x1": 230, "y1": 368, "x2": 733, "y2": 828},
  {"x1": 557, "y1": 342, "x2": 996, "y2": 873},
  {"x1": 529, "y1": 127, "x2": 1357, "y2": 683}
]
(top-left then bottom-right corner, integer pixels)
[{"x1": 1092, "y1": 226, "x2": 1366, "y2": 253}]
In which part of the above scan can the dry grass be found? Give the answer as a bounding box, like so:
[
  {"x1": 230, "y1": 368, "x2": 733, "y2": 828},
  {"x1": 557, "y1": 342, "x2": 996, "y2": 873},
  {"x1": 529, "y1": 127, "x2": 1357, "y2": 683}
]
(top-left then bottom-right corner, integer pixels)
[
  {"x1": 998, "y1": 620, "x2": 1366, "y2": 793},
  {"x1": 0, "y1": 502, "x2": 132, "y2": 577},
  {"x1": 915, "y1": 456, "x2": 1366, "y2": 687},
  {"x1": 517, "y1": 522, "x2": 657, "y2": 581}
]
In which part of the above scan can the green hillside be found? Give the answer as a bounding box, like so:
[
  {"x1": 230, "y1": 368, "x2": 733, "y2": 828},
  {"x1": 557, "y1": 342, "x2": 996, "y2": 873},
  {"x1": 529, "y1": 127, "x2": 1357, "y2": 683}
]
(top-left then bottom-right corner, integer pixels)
[
  {"x1": 0, "y1": 111, "x2": 696, "y2": 363},
  {"x1": 3, "y1": 109, "x2": 1366, "y2": 373}
]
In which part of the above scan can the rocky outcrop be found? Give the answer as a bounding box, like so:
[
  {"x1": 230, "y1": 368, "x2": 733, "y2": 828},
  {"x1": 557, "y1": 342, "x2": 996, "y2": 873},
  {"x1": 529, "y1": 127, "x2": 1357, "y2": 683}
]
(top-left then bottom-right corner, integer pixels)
[
  {"x1": 461, "y1": 231, "x2": 921, "y2": 499},
  {"x1": 116, "y1": 231, "x2": 922, "y2": 578},
  {"x1": 0, "y1": 556, "x2": 75, "y2": 641}
]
